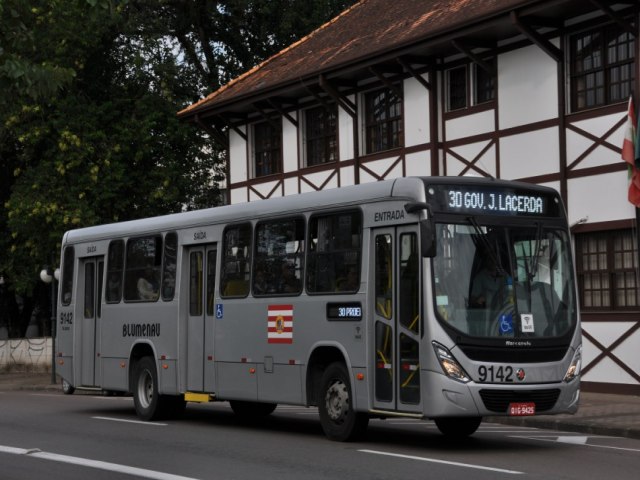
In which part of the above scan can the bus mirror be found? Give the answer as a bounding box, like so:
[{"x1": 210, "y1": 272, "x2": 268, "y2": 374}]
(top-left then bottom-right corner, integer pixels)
[{"x1": 420, "y1": 219, "x2": 436, "y2": 258}]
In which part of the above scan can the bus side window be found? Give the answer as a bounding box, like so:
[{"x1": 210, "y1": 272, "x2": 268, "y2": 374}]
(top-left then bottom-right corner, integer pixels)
[
  {"x1": 253, "y1": 217, "x2": 304, "y2": 296},
  {"x1": 61, "y1": 246, "x2": 75, "y2": 306},
  {"x1": 161, "y1": 232, "x2": 177, "y2": 301},
  {"x1": 221, "y1": 223, "x2": 251, "y2": 298},
  {"x1": 307, "y1": 210, "x2": 362, "y2": 294},
  {"x1": 106, "y1": 240, "x2": 124, "y2": 303},
  {"x1": 123, "y1": 235, "x2": 162, "y2": 302}
]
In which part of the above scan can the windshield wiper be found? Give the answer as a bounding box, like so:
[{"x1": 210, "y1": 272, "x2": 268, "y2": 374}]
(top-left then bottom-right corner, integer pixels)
[
  {"x1": 528, "y1": 222, "x2": 544, "y2": 282},
  {"x1": 467, "y1": 216, "x2": 507, "y2": 276}
]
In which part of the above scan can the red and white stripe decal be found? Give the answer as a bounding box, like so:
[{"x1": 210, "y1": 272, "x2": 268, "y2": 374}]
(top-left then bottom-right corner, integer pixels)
[{"x1": 268, "y1": 304, "x2": 293, "y2": 344}]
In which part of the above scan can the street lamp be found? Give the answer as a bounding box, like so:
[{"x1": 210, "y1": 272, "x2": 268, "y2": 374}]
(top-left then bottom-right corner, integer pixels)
[{"x1": 40, "y1": 265, "x2": 59, "y2": 385}]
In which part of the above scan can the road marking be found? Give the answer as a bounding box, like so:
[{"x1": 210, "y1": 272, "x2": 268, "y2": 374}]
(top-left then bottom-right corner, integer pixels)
[
  {"x1": 509, "y1": 436, "x2": 640, "y2": 452},
  {"x1": 0, "y1": 444, "x2": 199, "y2": 480},
  {"x1": 359, "y1": 449, "x2": 524, "y2": 474},
  {"x1": 556, "y1": 436, "x2": 588, "y2": 444},
  {"x1": 93, "y1": 416, "x2": 168, "y2": 426}
]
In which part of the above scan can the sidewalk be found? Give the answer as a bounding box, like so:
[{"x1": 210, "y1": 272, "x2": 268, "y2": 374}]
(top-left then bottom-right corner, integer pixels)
[{"x1": 1, "y1": 372, "x2": 639, "y2": 439}]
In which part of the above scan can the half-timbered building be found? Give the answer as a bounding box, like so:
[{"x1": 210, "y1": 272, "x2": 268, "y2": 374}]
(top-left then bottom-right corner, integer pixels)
[{"x1": 178, "y1": 0, "x2": 640, "y2": 394}]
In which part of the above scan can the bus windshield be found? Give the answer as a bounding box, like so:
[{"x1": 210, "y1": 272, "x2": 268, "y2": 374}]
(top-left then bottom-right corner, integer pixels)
[{"x1": 432, "y1": 221, "x2": 577, "y2": 339}]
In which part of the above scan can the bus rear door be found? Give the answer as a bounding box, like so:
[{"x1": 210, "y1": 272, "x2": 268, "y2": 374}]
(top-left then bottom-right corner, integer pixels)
[
  {"x1": 186, "y1": 244, "x2": 217, "y2": 392},
  {"x1": 371, "y1": 226, "x2": 422, "y2": 413}
]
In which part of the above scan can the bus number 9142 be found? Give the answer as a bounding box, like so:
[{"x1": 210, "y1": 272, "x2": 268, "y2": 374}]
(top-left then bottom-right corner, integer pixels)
[{"x1": 478, "y1": 365, "x2": 514, "y2": 383}]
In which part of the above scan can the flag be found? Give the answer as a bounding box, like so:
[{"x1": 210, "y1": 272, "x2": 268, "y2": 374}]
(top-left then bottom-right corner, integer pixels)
[
  {"x1": 267, "y1": 304, "x2": 293, "y2": 344},
  {"x1": 622, "y1": 96, "x2": 640, "y2": 207}
]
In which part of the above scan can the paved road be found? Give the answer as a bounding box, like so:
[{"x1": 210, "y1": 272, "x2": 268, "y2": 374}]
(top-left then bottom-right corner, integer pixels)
[{"x1": 1, "y1": 390, "x2": 639, "y2": 480}]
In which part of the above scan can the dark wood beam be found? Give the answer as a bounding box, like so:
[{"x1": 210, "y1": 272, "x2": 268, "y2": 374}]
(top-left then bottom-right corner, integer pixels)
[
  {"x1": 511, "y1": 10, "x2": 562, "y2": 63},
  {"x1": 397, "y1": 57, "x2": 431, "y2": 90},
  {"x1": 588, "y1": 0, "x2": 636, "y2": 38},
  {"x1": 216, "y1": 114, "x2": 247, "y2": 142},
  {"x1": 195, "y1": 114, "x2": 229, "y2": 148},
  {"x1": 451, "y1": 40, "x2": 496, "y2": 75},
  {"x1": 368, "y1": 66, "x2": 403, "y2": 97},
  {"x1": 267, "y1": 99, "x2": 298, "y2": 128},
  {"x1": 318, "y1": 74, "x2": 356, "y2": 118}
]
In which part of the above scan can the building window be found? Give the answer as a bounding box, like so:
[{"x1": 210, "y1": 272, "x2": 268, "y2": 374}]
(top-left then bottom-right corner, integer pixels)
[
  {"x1": 447, "y1": 65, "x2": 467, "y2": 111},
  {"x1": 575, "y1": 230, "x2": 638, "y2": 310},
  {"x1": 252, "y1": 119, "x2": 282, "y2": 177},
  {"x1": 364, "y1": 85, "x2": 403, "y2": 154},
  {"x1": 303, "y1": 105, "x2": 337, "y2": 166},
  {"x1": 570, "y1": 24, "x2": 635, "y2": 111},
  {"x1": 446, "y1": 60, "x2": 496, "y2": 112},
  {"x1": 475, "y1": 61, "x2": 496, "y2": 104}
]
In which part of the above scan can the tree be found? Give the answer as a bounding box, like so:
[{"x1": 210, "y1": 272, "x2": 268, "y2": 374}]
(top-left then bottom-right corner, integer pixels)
[{"x1": 0, "y1": 0, "x2": 355, "y2": 336}]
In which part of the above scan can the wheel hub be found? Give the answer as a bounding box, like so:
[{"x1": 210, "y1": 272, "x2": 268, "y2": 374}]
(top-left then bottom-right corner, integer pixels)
[{"x1": 325, "y1": 380, "x2": 349, "y2": 423}]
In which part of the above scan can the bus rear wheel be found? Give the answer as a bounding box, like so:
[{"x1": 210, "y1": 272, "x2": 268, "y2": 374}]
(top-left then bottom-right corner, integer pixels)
[
  {"x1": 434, "y1": 416, "x2": 482, "y2": 438},
  {"x1": 318, "y1": 362, "x2": 368, "y2": 441},
  {"x1": 132, "y1": 356, "x2": 185, "y2": 420},
  {"x1": 133, "y1": 356, "x2": 160, "y2": 421}
]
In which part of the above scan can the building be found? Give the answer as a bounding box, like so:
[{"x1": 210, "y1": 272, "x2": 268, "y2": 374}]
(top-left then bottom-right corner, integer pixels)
[{"x1": 178, "y1": 0, "x2": 640, "y2": 394}]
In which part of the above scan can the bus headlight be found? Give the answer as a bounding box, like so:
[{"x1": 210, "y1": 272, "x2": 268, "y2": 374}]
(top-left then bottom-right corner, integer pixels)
[
  {"x1": 563, "y1": 345, "x2": 582, "y2": 383},
  {"x1": 432, "y1": 342, "x2": 470, "y2": 383}
]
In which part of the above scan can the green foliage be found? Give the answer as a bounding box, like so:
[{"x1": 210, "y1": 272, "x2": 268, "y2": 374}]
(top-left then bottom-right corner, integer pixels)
[{"x1": 0, "y1": 0, "x2": 355, "y2": 330}]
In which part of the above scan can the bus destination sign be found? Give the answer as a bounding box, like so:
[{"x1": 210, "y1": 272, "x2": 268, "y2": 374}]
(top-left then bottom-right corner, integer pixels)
[
  {"x1": 430, "y1": 184, "x2": 559, "y2": 217},
  {"x1": 326, "y1": 302, "x2": 362, "y2": 321}
]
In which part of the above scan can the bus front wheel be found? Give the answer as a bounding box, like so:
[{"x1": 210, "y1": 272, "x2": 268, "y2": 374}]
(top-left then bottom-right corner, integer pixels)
[
  {"x1": 434, "y1": 416, "x2": 482, "y2": 438},
  {"x1": 318, "y1": 362, "x2": 369, "y2": 441}
]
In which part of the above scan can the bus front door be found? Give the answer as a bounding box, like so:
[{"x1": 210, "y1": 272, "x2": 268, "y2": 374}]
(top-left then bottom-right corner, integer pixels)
[
  {"x1": 371, "y1": 226, "x2": 422, "y2": 413},
  {"x1": 80, "y1": 256, "x2": 103, "y2": 387},
  {"x1": 186, "y1": 244, "x2": 217, "y2": 392}
]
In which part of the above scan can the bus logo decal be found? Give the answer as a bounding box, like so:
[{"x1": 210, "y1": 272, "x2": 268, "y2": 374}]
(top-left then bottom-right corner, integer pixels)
[{"x1": 268, "y1": 304, "x2": 293, "y2": 344}]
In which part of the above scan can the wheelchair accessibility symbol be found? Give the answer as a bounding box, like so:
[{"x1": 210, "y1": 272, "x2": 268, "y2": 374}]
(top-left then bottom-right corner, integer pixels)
[{"x1": 216, "y1": 304, "x2": 223, "y2": 319}]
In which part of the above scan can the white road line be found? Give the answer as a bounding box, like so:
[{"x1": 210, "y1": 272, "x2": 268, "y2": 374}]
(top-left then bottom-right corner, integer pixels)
[
  {"x1": 0, "y1": 444, "x2": 200, "y2": 480},
  {"x1": 509, "y1": 436, "x2": 640, "y2": 452},
  {"x1": 93, "y1": 416, "x2": 168, "y2": 426},
  {"x1": 359, "y1": 449, "x2": 524, "y2": 475}
]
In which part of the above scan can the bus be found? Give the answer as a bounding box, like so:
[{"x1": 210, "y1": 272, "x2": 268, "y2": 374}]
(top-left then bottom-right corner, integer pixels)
[{"x1": 55, "y1": 176, "x2": 581, "y2": 441}]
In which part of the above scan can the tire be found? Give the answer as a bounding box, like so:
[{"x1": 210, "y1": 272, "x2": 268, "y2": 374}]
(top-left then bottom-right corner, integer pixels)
[
  {"x1": 61, "y1": 378, "x2": 75, "y2": 395},
  {"x1": 132, "y1": 356, "x2": 163, "y2": 421},
  {"x1": 434, "y1": 416, "x2": 482, "y2": 438},
  {"x1": 230, "y1": 400, "x2": 277, "y2": 418},
  {"x1": 318, "y1": 362, "x2": 369, "y2": 441}
]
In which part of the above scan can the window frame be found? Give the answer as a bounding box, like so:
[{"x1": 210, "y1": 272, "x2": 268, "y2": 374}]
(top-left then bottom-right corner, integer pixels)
[
  {"x1": 445, "y1": 59, "x2": 496, "y2": 113},
  {"x1": 302, "y1": 104, "x2": 338, "y2": 167},
  {"x1": 252, "y1": 118, "x2": 283, "y2": 178},
  {"x1": 569, "y1": 22, "x2": 635, "y2": 112},
  {"x1": 363, "y1": 84, "x2": 403, "y2": 155},
  {"x1": 575, "y1": 229, "x2": 639, "y2": 311}
]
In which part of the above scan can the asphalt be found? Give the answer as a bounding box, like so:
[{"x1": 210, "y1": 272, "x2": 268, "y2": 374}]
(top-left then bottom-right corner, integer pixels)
[{"x1": 1, "y1": 372, "x2": 639, "y2": 440}]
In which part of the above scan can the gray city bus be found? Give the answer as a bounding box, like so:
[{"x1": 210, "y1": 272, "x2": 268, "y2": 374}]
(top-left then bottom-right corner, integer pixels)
[{"x1": 56, "y1": 176, "x2": 581, "y2": 441}]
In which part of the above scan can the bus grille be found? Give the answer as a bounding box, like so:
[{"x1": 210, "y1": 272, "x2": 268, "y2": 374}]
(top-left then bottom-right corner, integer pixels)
[{"x1": 479, "y1": 389, "x2": 561, "y2": 413}]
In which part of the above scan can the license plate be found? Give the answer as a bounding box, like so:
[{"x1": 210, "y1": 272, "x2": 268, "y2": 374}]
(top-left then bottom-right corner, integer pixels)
[{"x1": 509, "y1": 402, "x2": 535, "y2": 416}]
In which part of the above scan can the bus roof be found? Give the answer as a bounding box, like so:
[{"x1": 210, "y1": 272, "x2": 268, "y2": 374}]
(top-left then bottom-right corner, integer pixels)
[
  {"x1": 63, "y1": 176, "x2": 426, "y2": 244},
  {"x1": 62, "y1": 176, "x2": 562, "y2": 245}
]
